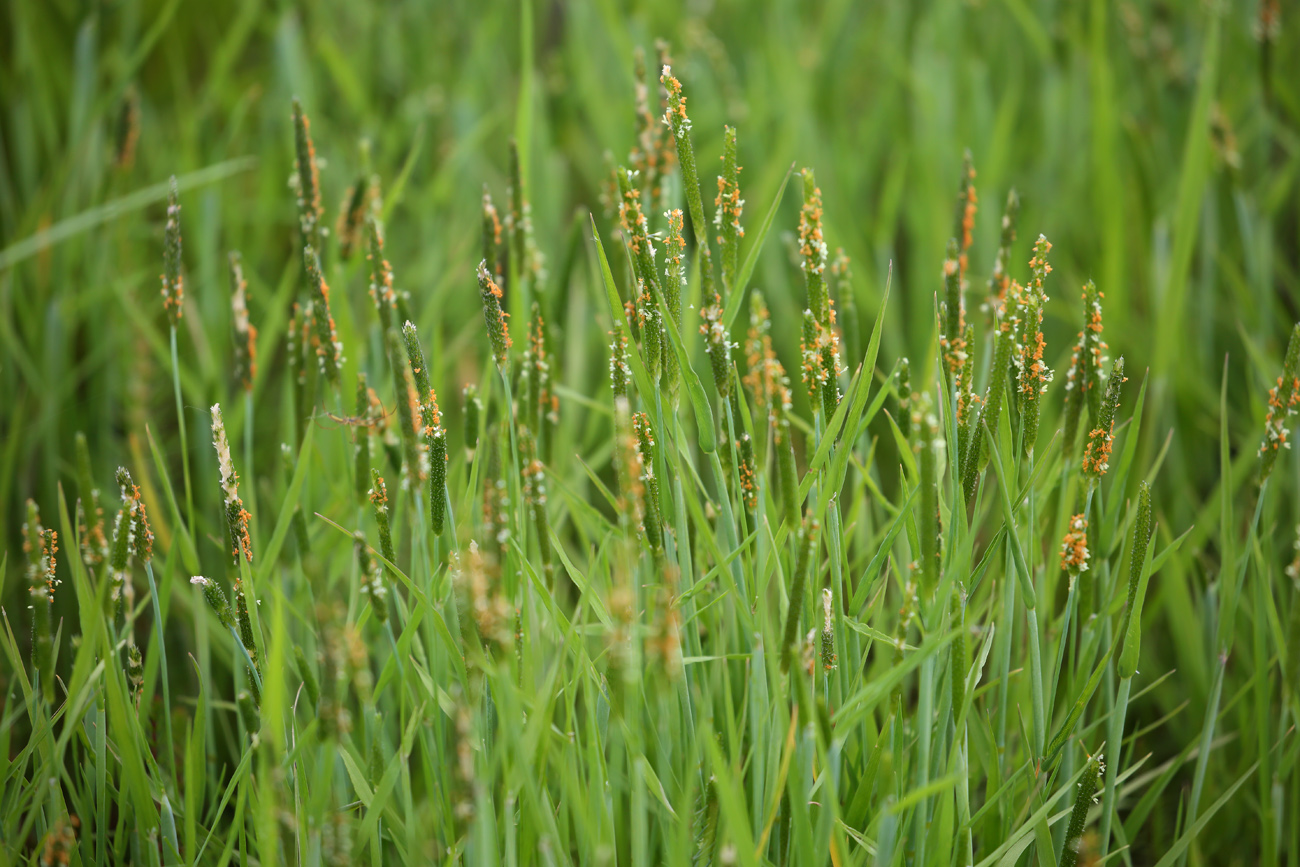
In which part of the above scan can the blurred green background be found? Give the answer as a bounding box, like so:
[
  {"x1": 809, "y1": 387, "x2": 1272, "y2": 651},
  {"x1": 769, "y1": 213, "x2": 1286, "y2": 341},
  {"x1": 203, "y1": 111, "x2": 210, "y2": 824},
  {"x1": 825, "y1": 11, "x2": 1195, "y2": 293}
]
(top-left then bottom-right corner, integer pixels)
[{"x1": 1, "y1": 0, "x2": 1297, "y2": 855}]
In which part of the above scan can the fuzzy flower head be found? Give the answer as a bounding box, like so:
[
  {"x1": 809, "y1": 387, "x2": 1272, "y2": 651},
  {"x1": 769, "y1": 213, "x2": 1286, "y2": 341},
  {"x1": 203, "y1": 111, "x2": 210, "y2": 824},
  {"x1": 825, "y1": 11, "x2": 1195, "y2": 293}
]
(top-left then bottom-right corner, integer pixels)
[
  {"x1": 229, "y1": 252, "x2": 258, "y2": 392},
  {"x1": 211, "y1": 404, "x2": 253, "y2": 565},
  {"x1": 160, "y1": 176, "x2": 184, "y2": 326},
  {"x1": 1060, "y1": 513, "x2": 1090, "y2": 579},
  {"x1": 1259, "y1": 323, "x2": 1300, "y2": 483},
  {"x1": 1082, "y1": 356, "x2": 1126, "y2": 479},
  {"x1": 477, "y1": 260, "x2": 512, "y2": 370}
]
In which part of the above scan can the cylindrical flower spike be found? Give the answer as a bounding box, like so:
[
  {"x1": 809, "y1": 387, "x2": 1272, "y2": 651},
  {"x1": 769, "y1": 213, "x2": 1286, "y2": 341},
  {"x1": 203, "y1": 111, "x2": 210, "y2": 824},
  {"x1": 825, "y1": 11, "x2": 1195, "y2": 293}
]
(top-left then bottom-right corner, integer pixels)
[
  {"x1": 1059, "y1": 513, "x2": 1090, "y2": 583},
  {"x1": 700, "y1": 292, "x2": 732, "y2": 400},
  {"x1": 210, "y1": 404, "x2": 252, "y2": 567},
  {"x1": 482, "y1": 186, "x2": 502, "y2": 281},
  {"x1": 820, "y1": 588, "x2": 837, "y2": 673},
  {"x1": 1063, "y1": 281, "x2": 1109, "y2": 455},
  {"x1": 618, "y1": 166, "x2": 668, "y2": 384},
  {"x1": 334, "y1": 172, "x2": 373, "y2": 261},
  {"x1": 1259, "y1": 322, "x2": 1300, "y2": 484},
  {"x1": 1016, "y1": 235, "x2": 1055, "y2": 456},
  {"x1": 1060, "y1": 752, "x2": 1105, "y2": 867},
  {"x1": 1119, "y1": 481, "x2": 1155, "y2": 678},
  {"x1": 291, "y1": 97, "x2": 324, "y2": 254},
  {"x1": 384, "y1": 328, "x2": 423, "y2": 486},
  {"x1": 355, "y1": 531, "x2": 388, "y2": 622},
  {"x1": 660, "y1": 65, "x2": 709, "y2": 256},
  {"x1": 952, "y1": 150, "x2": 977, "y2": 284},
  {"x1": 941, "y1": 238, "x2": 963, "y2": 376},
  {"x1": 632, "y1": 412, "x2": 666, "y2": 566},
  {"x1": 663, "y1": 208, "x2": 686, "y2": 337},
  {"x1": 1082, "y1": 356, "x2": 1125, "y2": 479},
  {"x1": 229, "y1": 252, "x2": 257, "y2": 392},
  {"x1": 366, "y1": 214, "x2": 397, "y2": 333},
  {"x1": 743, "y1": 290, "x2": 785, "y2": 431},
  {"x1": 161, "y1": 176, "x2": 184, "y2": 327},
  {"x1": 798, "y1": 168, "x2": 830, "y2": 327},
  {"x1": 609, "y1": 322, "x2": 632, "y2": 398},
  {"x1": 715, "y1": 126, "x2": 744, "y2": 294},
  {"x1": 402, "y1": 321, "x2": 447, "y2": 536},
  {"x1": 355, "y1": 373, "x2": 373, "y2": 506},
  {"x1": 612, "y1": 397, "x2": 645, "y2": 534},
  {"x1": 987, "y1": 188, "x2": 1020, "y2": 314},
  {"x1": 774, "y1": 382, "x2": 801, "y2": 528},
  {"x1": 190, "y1": 576, "x2": 235, "y2": 630},
  {"x1": 303, "y1": 245, "x2": 343, "y2": 386},
  {"x1": 780, "y1": 511, "x2": 819, "y2": 672},
  {"x1": 738, "y1": 432, "x2": 757, "y2": 532},
  {"x1": 477, "y1": 260, "x2": 512, "y2": 371},
  {"x1": 369, "y1": 469, "x2": 397, "y2": 571}
]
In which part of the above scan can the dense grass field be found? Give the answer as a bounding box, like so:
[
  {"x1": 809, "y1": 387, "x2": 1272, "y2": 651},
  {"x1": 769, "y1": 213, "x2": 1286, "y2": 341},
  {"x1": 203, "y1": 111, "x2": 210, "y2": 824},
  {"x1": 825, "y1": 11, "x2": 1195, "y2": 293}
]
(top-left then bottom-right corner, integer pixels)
[{"x1": 3, "y1": 0, "x2": 1300, "y2": 864}]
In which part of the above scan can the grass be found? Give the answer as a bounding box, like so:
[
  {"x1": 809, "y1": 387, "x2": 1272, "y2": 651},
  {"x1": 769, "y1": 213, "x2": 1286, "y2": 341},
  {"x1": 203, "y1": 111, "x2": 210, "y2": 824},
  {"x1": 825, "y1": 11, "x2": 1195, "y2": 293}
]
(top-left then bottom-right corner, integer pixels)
[{"x1": 2, "y1": 0, "x2": 1300, "y2": 865}]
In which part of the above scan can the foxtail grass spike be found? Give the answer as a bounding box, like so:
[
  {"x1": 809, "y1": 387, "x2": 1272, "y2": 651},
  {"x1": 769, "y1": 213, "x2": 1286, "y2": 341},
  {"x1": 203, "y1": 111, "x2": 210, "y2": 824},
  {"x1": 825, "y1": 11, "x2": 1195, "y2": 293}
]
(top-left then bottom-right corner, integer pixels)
[
  {"x1": 1059, "y1": 513, "x2": 1090, "y2": 582},
  {"x1": 820, "y1": 588, "x2": 837, "y2": 673},
  {"x1": 781, "y1": 511, "x2": 819, "y2": 672},
  {"x1": 987, "y1": 188, "x2": 1020, "y2": 314},
  {"x1": 229, "y1": 252, "x2": 257, "y2": 392},
  {"x1": 1082, "y1": 356, "x2": 1125, "y2": 479},
  {"x1": 1259, "y1": 322, "x2": 1300, "y2": 483},
  {"x1": 482, "y1": 186, "x2": 502, "y2": 281},
  {"x1": 366, "y1": 214, "x2": 397, "y2": 333},
  {"x1": 385, "y1": 328, "x2": 422, "y2": 485},
  {"x1": 738, "y1": 432, "x2": 757, "y2": 531},
  {"x1": 356, "y1": 532, "x2": 388, "y2": 621},
  {"x1": 402, "y1": 321, "x2": 447, "y2": 535},
  {"x1": 743, "y1": 289, "x2": 786, "y2": 431},
  {"x1": 632, "y1": 412, "x2": 666, "y2": 564},
  {"x1": 304, "y1": 245, "x2": 343, "y2": 385},
  {"x1": 355, "y1": 373, "x2": 372, "y2": 505},
  {"x1": 335, "y1": 171, "x2": 373, "y2": 260},
  {"x1": 369, "y1": 470, "x2": 397, "y2": 570},
  {"x1": 663, "y1": 207, "x2": 687, "y2": 397},
  {"x1": 1119, "y1": 481, "x2": 1154, "y2": 678},
  {"x1": 190, "y1": 576, "x2": 235, "y2": 630},
  {"x1": 798, "y1": 168, "x2": 830, "y2": 327},
  {"x1": 940, "y1": 238, "x2": 964, "y2": 378},
  {"x1": 700, "y1": 291, "x2": 732, "y2": 399},
  {"x1": 210, "y1": 404, "x2": 252, "y2": 568},
  {"x1": 609, "y1": 322, "x2": 632, "y2": 398},
  {"x1": 291, "y1": 98, "x2": 324, "y2": 254},
  {"x1": 161, "y1": 176, "x2": 184, "y2": 327},
  {"x1": 1016, "y1": 235, "x2": 1054, "y2": 456},
  {"x1": 715, "y1": 126, "x2": 743, "y2": 294},
  {"x1": 1060, "y1": 752, "x2": 1105, "y2": 867},
  {"x1": 618, "y1": 166, "x2": 666, "y2": 382},
  {"x1": 612, "y1": 397, "x2": 644, "y2": 534},
  {"x1": 952, "y1": 150, "x2": 977, "y2": 284},
  {"x1": 477, "y1": 260, "x2": 512, "y2": 371},
  {"x1": 1063, "y1": 281, "x2": 1109, "y2": 454},
  {"x1": 661, "y1": 65, "x2": 709, "y2": 253}
]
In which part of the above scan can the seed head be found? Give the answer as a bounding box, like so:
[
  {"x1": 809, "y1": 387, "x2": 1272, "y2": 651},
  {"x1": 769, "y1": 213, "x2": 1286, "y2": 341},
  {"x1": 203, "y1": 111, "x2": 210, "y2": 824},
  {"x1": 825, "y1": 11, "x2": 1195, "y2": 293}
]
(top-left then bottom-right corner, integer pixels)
[
  {"x1": 366, "y1": 214, "x2": 397, "y2": 333},
  {"x1": 1082, "y1": 356, "x2": 1125, "y2": 479},
  {"x1": 1259, "y1": 322, "x2": 1300, "y2": 483},
  {"x1": 1059, "y1": 513, "x2": 1090, "y2": 579},
  {"x1": 798, "y1": 168, "x2": 830, "y2": 326},
  {"x1": 211, "y1": 404, "x2": 253, "y2": 567},
  {"x1": 160, "y1": 176, "x2": 184, "y2": 327},
  {"x1": 477, "y1": 260, "x2": 512, "y2": 370},
  {"x1": 291, "y1": 98, "x2": 324, "y2": 252},
  {"x1": 191, "y1": 576, "x2": 236, "y2": 630},
  {"x1": 229, "y1": 252, "x2": 258, "y2": 392}
]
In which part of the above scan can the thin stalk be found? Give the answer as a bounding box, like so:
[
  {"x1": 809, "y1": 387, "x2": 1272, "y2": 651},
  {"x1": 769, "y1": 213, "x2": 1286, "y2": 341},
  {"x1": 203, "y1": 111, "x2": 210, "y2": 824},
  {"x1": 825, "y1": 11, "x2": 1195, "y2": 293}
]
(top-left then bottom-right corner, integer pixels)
[{"x1": 1099, "y1": 676, "x2": 1131, "y2": 856}]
